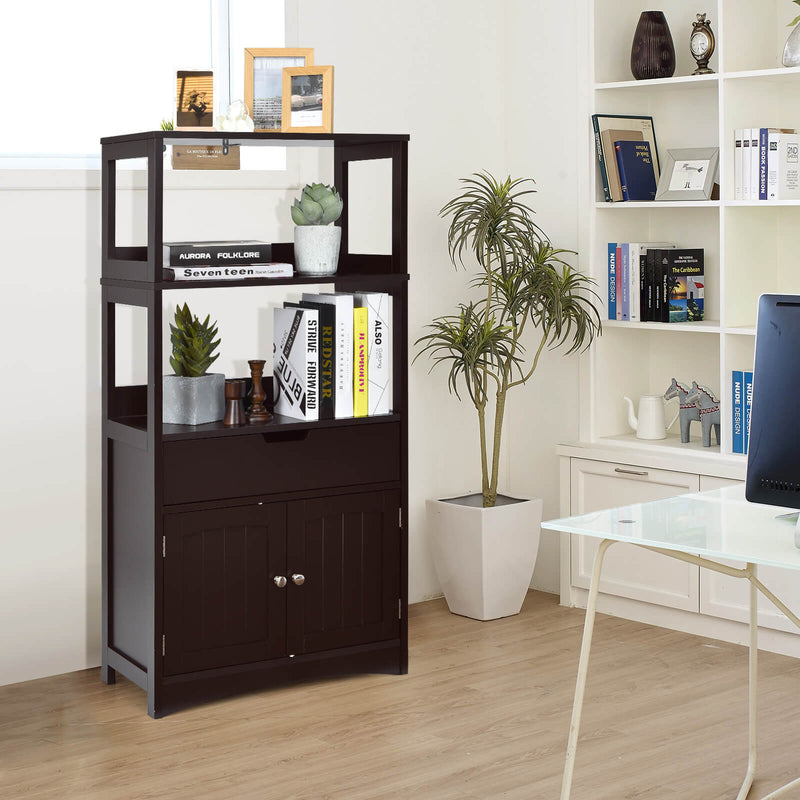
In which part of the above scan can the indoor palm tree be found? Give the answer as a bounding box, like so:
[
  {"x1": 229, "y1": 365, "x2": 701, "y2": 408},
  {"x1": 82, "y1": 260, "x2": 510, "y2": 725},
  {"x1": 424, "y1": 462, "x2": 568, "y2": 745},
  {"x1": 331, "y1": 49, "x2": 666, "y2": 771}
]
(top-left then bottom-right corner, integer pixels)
[{"x1": 417, "y1": 171, "x2": 602, "y2": 508}]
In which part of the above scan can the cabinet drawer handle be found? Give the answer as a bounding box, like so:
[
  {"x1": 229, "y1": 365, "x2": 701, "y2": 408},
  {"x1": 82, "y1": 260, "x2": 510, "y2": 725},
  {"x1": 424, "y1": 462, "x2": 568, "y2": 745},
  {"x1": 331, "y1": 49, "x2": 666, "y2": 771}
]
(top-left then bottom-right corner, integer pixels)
[
  {"x1": 292, "y1": 573, "x2": 305, "y2": 586},
  {"x1": 273, "y1": 576, "x2": 287, "y2": 588},
  {"x1": 614, "y1": 468, "x2": 649, "y2": 477}
]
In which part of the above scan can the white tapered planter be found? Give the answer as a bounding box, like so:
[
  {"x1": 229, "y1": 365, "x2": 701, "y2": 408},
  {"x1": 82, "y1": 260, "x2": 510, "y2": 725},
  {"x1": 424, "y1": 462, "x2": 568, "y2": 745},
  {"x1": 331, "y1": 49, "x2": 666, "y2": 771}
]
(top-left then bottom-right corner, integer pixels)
[{"x1": 427, "y1": 494, "x2": 543, "y2": 621}]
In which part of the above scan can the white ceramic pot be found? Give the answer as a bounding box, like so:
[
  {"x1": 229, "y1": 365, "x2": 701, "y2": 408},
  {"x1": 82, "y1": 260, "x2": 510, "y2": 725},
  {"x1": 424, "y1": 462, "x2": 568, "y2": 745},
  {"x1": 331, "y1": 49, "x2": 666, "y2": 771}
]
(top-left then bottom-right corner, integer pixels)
[
  {"x1": 294, "y1": 225, "x2": 342, "y2": 276},
  {"x1": 162, "y1": 373, "x2": 225, "y2": 425},
  {"x1": 426, "y1": 493, "x2": 543, "y2": 621}
]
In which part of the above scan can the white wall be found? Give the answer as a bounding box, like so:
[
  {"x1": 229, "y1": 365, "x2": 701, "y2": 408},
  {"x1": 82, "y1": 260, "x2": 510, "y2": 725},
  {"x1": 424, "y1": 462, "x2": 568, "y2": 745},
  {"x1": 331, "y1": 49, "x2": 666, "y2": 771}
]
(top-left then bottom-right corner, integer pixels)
[{"x1": 0, "y1": 0, "x2": 582, "y2": 686}]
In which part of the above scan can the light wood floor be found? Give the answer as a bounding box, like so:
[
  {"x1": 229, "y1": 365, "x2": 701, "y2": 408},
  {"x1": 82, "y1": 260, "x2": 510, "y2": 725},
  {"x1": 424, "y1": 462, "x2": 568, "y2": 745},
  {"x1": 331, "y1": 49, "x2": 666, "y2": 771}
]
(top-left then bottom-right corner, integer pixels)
[{"x1": 2, "y1": 592, "x2": 800, "y2": 800}]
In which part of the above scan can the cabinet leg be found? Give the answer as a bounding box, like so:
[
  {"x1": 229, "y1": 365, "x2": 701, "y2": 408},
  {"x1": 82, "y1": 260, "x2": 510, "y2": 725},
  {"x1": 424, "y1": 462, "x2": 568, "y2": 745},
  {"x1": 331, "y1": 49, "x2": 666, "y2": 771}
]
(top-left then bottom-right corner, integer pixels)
[{"x1": 101, "y1": 662, "x2": 116, "y2": 685}]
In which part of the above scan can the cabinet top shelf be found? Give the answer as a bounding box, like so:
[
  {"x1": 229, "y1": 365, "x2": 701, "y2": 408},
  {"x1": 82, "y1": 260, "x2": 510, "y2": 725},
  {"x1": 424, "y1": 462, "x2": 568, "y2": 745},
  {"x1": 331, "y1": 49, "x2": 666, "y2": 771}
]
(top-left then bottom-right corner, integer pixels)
[{"x1": 101, "y1": 130, "x2": 410, "y2": 147}]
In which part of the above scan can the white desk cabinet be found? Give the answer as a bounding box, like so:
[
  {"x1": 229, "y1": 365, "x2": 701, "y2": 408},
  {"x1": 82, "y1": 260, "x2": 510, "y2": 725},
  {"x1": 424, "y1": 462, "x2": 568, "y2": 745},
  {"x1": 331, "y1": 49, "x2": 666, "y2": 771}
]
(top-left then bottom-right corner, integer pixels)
[
  {"x1": 569, "y1": 457, "x2": 699, "y2": 611},
  {"x1": 558, "y1": 444, "x2": 800, "y2": 656}
]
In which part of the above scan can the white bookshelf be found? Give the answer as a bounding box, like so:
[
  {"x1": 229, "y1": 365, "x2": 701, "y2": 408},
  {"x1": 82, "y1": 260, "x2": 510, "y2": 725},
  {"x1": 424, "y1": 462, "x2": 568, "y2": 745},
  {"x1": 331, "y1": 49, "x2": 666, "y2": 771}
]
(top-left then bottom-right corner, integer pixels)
[{"x1": 579, "y1": 0, "x2": 800, "y2": 467}]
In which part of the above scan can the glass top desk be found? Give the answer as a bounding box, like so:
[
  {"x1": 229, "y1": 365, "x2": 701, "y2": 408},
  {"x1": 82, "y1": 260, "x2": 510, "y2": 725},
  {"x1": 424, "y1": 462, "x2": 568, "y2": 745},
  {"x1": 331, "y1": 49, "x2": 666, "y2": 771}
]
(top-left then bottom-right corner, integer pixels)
[{"x1": 542, "y1": 485, "x2": 800, "y2": 800}]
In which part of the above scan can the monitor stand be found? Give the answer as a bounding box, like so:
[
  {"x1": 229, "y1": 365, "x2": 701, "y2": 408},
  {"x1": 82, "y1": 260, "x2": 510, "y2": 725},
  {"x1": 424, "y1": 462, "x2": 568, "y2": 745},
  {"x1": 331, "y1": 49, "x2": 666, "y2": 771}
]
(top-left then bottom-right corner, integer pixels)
[{"x1": 776, "y1": 511, "x2": 800, "y2": 548}]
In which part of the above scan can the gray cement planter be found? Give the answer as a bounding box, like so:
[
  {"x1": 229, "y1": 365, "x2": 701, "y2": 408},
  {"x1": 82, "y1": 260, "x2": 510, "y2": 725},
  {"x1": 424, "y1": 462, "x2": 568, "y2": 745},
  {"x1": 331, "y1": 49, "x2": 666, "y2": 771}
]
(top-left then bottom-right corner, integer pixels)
[
  {"x1": 294, "y1": 225, "x2": 341, "y2": 276},
  {"x1": 163, "y1": 373, "x2": 225, "y2": 425}
]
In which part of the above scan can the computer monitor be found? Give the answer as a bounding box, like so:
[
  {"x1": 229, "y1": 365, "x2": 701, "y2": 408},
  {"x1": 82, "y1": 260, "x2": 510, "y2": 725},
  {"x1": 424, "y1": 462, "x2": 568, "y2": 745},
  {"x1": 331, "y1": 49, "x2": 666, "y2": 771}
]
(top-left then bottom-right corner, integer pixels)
[{"x1": 746, "y1": 293, "x2": 800, "y2": 545}]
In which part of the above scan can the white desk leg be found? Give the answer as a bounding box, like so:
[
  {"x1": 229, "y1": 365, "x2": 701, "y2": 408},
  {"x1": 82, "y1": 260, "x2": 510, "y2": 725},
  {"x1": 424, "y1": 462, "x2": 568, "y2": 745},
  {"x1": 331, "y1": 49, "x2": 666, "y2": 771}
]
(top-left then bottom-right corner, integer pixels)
[
  {"x1": 737, "y1": 563, "x2": 758, "y2": 800},
  {"x1": 561, "y1": 537, "x2": 615, "y2": 800}
]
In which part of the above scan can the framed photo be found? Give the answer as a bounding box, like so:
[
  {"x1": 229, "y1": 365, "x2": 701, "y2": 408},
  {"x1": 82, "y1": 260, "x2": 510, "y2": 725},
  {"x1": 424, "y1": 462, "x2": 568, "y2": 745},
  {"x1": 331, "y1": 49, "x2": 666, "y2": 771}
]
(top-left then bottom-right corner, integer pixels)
[
  {"x1": 176, "y1": 71, "x2": 214, "y2": 129},
  {"x1": 655, "y1": 147, "x2": 719, "y2": 201},
  {"x1": 244, "y1": 48, "x2": 314, "y2": 131},
  {"x1": 281, "y1": 65, "x2": 334, "y2": 133}
]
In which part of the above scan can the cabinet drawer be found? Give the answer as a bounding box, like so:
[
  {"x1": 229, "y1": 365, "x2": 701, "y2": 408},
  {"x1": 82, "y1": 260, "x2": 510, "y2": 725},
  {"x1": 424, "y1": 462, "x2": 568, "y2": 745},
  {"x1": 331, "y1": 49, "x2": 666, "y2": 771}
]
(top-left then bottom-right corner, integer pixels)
[{"x1": 163, "y1": 422, "x2": 401, "y2": 505}]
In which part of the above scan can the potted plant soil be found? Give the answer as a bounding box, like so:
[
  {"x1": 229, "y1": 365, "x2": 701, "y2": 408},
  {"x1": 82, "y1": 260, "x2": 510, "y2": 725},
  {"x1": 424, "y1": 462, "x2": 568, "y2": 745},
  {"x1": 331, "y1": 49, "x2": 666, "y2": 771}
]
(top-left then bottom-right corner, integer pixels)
[
  {"x1": 163, "y1": 302, "x2": 224, "y2": 425},
  {"x1": 416, "y1": 172, "x2": 602, "y2": 620}
]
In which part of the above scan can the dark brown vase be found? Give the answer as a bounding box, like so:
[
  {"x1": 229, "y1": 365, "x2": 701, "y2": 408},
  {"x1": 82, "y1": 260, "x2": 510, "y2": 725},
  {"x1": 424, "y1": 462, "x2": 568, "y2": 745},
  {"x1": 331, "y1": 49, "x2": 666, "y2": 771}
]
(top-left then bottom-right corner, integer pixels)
[{"x1": 630, "y1": 11, "x2": 675, "y2": 80}]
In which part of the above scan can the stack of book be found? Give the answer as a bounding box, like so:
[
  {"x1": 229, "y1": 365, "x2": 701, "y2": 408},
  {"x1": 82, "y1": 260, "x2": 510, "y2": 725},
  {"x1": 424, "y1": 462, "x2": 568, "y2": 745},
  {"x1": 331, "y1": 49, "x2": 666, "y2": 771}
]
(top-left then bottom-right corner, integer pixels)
[
  {"x1": 731, "y1": 369, "x2": 754, "y2": 455},
  {"x1": 607, "y1": 243, "x2": 704, "y2": 323},
  {"x1": 591, "y1": 113, "x2": 660, "y2": 202},
  {"x1": 162, "y1": 240, "x2": 292, "y2": 281},
  {"x1": 273, "y1": 291, "x2": 392, "y2": 421},
  {"x1": 733, "y1": 128, "x2": 800, "y2": 201}
]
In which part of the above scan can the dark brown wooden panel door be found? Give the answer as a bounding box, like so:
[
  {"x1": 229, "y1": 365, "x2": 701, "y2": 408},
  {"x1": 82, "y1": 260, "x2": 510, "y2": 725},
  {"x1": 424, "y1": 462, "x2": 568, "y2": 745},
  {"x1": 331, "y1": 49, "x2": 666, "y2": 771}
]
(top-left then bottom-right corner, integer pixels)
[
  {"x1": 163, "y1": 503, "x2": 287, "y2": 675},
  {"x1": 286, "y1": 490, "x2": 401, "y2": 655}
]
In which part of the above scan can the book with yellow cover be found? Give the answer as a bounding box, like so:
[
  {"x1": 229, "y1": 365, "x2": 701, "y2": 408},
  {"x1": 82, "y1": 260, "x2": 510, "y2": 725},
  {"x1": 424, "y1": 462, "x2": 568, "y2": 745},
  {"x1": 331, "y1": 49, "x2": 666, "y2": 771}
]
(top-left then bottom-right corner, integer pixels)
[{"x1": 353, "y1": 306, "x2": 369, "y2": 417}]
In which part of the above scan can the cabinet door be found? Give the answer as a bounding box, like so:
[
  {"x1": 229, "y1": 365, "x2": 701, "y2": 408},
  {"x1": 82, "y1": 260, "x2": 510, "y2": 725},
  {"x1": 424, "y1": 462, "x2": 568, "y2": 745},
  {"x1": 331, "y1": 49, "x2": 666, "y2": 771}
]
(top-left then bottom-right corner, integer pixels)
[
  {"x1": 570, "y1": 458, "x2": 700, "y2": 611},
  {"x1": 287, "y1": 490, "x2": 401, "y2": 656},
  {"x1": 698, "y1": 476, "x2": 800, "y2": 634},
  {"x1": 163, "y1": 503, "x2": 287, "y2": 675}
]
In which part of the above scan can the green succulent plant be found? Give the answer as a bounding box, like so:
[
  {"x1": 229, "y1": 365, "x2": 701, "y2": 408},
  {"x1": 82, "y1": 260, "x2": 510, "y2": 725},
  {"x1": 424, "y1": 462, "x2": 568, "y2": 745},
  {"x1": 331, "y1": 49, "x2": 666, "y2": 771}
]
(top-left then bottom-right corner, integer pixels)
[
  {"x1": 160, "y1": 119, "x2": 174, "y2": 131},
  {"x1": 169, "y1": 303, "x2": 221, "y2": 377},
  {"x1": 291, "y1": 183, "x2": 343, "y2": 226}
]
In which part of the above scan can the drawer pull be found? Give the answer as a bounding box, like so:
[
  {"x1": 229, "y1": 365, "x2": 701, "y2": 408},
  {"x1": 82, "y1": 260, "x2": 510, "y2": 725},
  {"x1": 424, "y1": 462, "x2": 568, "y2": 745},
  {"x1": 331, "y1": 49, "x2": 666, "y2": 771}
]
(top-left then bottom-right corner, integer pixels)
[
  {"x1": 614, "y1": 468, "x2": 649, "y2": 477},
  {"x1": 261, "y1": 429, "x2": 310, "y2": 443},
  {"x1": 273, "y1": 576, "x2": 287, "y2": 588},
  {"x1": 292, "y1": 573, "x2": 305, "y2": 586}
]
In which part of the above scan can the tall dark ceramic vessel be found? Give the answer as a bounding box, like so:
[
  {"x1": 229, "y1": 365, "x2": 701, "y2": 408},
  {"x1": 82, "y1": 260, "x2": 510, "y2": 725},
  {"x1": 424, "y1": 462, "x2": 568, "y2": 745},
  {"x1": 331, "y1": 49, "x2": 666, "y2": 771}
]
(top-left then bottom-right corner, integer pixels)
[{"x1": 630, "y1": 11, "x2": 676, "y2": 80}]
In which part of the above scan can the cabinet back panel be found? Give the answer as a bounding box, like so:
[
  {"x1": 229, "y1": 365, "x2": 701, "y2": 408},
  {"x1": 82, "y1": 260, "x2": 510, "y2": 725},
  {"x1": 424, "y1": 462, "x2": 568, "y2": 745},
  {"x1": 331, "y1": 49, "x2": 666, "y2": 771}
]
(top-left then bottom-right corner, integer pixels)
[{"x1": 163, "y1": 423, "x2": 401, "y2": 505}]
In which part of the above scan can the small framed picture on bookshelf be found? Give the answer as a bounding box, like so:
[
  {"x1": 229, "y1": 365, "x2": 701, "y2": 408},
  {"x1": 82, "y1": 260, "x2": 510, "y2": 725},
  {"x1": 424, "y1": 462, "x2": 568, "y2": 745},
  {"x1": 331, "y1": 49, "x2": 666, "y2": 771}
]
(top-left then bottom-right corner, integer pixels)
[
  {"x1": 281, "y1": 65, "x2": 334, "y2": 133},
  {"x1": 655, "y1": 147, "x2": 719, "y2": 201},
  {"x1": 244, "y1": 48, "x2": 315, "y2": 131}
]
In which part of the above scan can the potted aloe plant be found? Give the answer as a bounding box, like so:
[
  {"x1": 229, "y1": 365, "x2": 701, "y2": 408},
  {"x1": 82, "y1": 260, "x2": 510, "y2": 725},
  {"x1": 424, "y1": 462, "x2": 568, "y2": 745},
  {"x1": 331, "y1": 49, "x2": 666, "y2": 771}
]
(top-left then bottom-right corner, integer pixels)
[
  {"x1": 291, "y1": 182, "x2": 344, "y2": 275},
  {"x1": 417, "y1": 172, "x2": 602, "y2": 620},
  {"x1": 163, "y1": 303, "x2": 224, "y2": 425}
]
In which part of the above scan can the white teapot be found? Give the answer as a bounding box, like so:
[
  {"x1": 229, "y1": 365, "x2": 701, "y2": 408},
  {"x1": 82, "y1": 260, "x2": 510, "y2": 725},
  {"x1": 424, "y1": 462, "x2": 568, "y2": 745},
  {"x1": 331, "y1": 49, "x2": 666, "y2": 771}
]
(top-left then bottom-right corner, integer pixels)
[{"x1": 623, "y1": 394, "x2": 679, "y2": 440}]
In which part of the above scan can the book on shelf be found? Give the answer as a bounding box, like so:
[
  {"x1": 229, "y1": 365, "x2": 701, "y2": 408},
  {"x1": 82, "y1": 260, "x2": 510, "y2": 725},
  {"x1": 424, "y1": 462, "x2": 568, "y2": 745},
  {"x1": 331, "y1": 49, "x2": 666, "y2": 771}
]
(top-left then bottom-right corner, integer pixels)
[
  {"x1": 614, "y1": 140, "x2": 657, "y2": 201},
  {"x1": 749, "y1": 129, "x2": 759, "y2": 201},
  {"x1": 601, "y1": 128, "x2": 643, "y2": 202},
  {"x1": 162, "y1": 240, "x2": 273, "y2": 266},
  {"x1": 619, "y1": 243, "x2": 629, "y2": 321},
  {"x1": 741, "y1": 130, "x2": 751, "y2": 201},
  {"x1": 273, "y1": 306, "x2": 319, "y2": 422},
  {"x1": 732, "y1": 369, "x2": 744, "y2": 454},
  {"x1": 743, "y1": 370, "x2": 753, "y2": 454},
  {"x1": 591, "y1": 114, "x2": 660, "y2": 203},
  {"x1": 734, "y1": 130, "x2": 743, "y2": 202},
  {"x1": 352, "y1": 292, "x2": 392, "y2": 415},
  {"x1": 767, "y1": 130, "x2": 800, "y2": 201},
  {"x1": 162, "y1": 263, "x2": 293, "y2": 281},
  {"x1": 632, "y1": 242, "x2": 674, "y2": 322},
  {"x1": 656, "y1": 248, "x2": 704, "y2": 323},
  {"x1": 353, "y1": 306, "x2": 369, "y2": 417},
  {"x1": 607, "y1": 243, "x2": 617, "y2": 320},
  {"x1": 303, "y1": 292, "x2": 354, "y2": 419},
  {"x1": 285, "y1": 301, "x2": 336, "y2": 419}
]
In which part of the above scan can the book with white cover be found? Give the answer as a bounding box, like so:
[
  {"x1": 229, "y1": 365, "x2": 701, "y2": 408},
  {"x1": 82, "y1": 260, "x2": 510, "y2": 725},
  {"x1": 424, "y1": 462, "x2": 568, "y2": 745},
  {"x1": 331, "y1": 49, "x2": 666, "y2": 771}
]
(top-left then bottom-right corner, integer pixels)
[
  {"x1": 742, "y1": 130, "x2": 751, "y2": 201},
  {"x1": 734, "y1": 129, "x2": 743, "y2": 201},
  {"x1": 749, "y1": 128, "x2": 760, "y2": 201},
  {"x1": 273, "y1": 306, "x2": 319, "y2": 421},
  {"x1": 303, "y1": 292, "x2": 354, "y2": 418},
  {"x1": 352, "y1": 292, "x2": 392, "y2": 415},
  {"x1": 767, "y1": 130, "x2": 800, "y2": 201}
]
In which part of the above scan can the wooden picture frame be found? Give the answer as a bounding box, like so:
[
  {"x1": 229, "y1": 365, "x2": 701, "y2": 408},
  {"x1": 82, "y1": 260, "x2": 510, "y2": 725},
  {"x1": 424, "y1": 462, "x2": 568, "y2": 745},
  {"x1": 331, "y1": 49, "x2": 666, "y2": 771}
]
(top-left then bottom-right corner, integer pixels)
[
  {"x1": 655, "y1": 147, "x2": 719, "y2": 201},
  {"x1": 244, "y1": 48, "x2": 314, "y2": 132},
  {"x1": 281, "y1": 65, "x2": 334, "y2": 134}
]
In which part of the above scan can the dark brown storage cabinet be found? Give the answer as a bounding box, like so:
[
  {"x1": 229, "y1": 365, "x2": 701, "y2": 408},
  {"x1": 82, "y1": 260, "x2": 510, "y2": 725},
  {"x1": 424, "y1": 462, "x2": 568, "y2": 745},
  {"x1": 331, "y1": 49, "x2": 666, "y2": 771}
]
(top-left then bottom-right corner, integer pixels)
[{"x1": 100, "y1": 131, "x2": 409, "y2": 717}]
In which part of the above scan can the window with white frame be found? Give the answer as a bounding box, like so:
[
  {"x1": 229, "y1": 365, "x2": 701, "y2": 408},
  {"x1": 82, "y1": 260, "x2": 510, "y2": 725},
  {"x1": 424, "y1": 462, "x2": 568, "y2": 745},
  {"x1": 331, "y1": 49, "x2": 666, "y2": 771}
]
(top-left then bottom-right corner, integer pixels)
[{"x1": 0, "y1": 0, "x2": 284, "y2": 167}]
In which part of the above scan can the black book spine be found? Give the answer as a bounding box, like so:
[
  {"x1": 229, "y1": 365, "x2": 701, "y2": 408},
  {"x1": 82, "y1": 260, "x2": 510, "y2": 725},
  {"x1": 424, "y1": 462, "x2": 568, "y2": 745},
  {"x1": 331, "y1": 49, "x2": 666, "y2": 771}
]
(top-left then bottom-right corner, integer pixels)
[
  {"x1": 164, "y1": 243, "x2": 273, "y2": 266},
  {"x1": 639, "y1": 252, "x2": 648, "y2": 322},
  {"x1": 646, "y1": 248, "x2": 659, "y2": 322}
]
